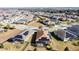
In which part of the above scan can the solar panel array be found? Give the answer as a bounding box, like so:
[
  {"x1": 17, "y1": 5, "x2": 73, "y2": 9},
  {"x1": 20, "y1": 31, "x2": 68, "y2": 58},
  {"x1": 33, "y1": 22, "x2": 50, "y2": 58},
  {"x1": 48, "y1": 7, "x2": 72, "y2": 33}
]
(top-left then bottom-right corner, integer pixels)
[{"x1": 65, "y1": 25, "x2": 79, "y2": 39}]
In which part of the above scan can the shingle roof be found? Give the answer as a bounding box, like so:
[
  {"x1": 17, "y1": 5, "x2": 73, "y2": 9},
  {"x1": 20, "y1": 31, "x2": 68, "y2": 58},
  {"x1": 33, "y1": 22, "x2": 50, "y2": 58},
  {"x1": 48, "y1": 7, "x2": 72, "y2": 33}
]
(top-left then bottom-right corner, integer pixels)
[
  {"x1": 36, "y1": 29, "x2": 49, "y2": 41},
  {"x1": 0, "y1": 29, "x2": 23, "y2": 43}
]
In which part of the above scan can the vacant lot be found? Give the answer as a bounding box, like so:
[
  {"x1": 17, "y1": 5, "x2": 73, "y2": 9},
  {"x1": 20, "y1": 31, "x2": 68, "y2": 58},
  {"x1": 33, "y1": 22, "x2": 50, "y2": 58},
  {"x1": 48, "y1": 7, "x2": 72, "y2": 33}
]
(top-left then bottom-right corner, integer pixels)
[{"x1": 27, "y1": 21, "x2": 45, "y2": 27}]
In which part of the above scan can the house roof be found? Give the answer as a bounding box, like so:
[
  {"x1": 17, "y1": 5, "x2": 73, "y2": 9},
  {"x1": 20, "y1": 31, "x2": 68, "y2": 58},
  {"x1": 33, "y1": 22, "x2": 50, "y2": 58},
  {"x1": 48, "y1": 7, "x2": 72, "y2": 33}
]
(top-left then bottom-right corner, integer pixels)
[
  {"x1": 0, "y1": 29, "x2": 24, "y2": 43},
  {"x1": 36, "y1": 29, "x2": 50, "y2": 41},
  {"x1": 66, "y1": 25, "x2": 79, "y2": 36}
]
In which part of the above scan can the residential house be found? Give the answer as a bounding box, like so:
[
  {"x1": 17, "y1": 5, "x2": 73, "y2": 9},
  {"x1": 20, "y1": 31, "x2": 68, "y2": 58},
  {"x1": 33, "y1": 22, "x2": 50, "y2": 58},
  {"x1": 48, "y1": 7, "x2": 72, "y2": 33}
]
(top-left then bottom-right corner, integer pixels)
[
  {"x1": 35, "y1": 27, "x2": 51, "y2": 46},
  {"x1": 8, "y1": 29, "x2": 35, "y2": 42},
  {"x1": 0, "y1": 29, "x2": 23, "y2": 43},
  {"x1": 54, "y1": 25, "x2": 79, "y2": 41},
  {"x1": 8, "y1": 30, "x2": 29, "y2": 42}
]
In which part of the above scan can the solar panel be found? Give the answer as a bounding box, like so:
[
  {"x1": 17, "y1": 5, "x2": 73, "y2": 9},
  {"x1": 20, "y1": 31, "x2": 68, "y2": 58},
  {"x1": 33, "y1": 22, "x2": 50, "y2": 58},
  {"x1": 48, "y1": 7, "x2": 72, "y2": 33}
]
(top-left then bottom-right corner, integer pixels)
[
  {"x1": 7, "y1": 38, "x2": 14, "y2": 42},
  {"x1": 23, "y1": 31, "x2": 29, "y2": 36},
  {"x1": 14, "y1": 35, "x2": 23, "y2": 39},
  {"x1": 66, "y1": 25, "x2": 79, "y2": 36},
  {"x1": 66, "y1": 30, "x2": 77, "y2": 35},
  {"x1": 66, "y1": 32, "x2": 77, "y2": 39}
]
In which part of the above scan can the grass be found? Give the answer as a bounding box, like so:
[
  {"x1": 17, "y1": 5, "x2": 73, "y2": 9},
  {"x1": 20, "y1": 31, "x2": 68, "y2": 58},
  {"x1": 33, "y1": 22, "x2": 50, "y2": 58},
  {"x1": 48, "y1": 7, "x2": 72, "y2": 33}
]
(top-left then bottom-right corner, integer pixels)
[
  {"x1": 72, "y1": 40, "x2": 79, "y2": 46},
  {"x1": 50, "y1": 32, "x2": 79, "y2": 51},
  {"x1": 50, "y1": 32, "x2": 69, "y2": 50},
  {"x1": 2, "y1": 41, "x2": 29, "y2": 51},
  {"x1": 19, "y1": 41, "x2": 29, "y2": 51}
]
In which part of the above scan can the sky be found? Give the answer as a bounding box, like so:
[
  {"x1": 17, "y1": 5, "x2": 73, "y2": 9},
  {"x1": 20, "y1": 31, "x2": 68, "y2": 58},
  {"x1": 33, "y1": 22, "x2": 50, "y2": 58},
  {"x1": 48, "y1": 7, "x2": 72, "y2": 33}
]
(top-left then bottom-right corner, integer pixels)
[{"x1": 0, "y1": 0, "x2": 79, "y2": 7}]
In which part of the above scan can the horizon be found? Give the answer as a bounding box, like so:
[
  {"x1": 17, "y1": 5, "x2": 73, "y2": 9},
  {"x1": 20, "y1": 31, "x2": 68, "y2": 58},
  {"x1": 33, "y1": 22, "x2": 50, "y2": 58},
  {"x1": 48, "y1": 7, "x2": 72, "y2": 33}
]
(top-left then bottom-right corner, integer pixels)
[{"x1": 0, "y1": 7, "x2": 79, "y2": 10}]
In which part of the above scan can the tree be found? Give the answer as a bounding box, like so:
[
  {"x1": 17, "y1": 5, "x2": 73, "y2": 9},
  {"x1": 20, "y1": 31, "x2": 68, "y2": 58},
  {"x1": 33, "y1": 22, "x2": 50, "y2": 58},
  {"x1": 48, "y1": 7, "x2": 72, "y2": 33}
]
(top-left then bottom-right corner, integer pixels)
[
  {"x1": 46, "y1": 44, "x2": 52, "y2": 50},
  {"x1": 64, "y1": 47, "x2": 69, "y2": 51},
  {"x1": 0, "y1": 43, "x2": 4, "y2": 48},
  {"x1": 3, "y1": 24, "x2": 15, "y2": 29},
  {"x1": 33, "y1": 48, "x2": 37, "y2": 51}
]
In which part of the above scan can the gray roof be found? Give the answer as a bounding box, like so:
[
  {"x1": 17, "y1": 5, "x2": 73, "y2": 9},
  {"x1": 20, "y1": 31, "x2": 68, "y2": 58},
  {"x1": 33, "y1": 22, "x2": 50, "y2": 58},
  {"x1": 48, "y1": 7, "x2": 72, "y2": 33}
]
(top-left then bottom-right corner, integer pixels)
[{"x1": 64, "y1": 25, "x2": 79, "y2": 39}]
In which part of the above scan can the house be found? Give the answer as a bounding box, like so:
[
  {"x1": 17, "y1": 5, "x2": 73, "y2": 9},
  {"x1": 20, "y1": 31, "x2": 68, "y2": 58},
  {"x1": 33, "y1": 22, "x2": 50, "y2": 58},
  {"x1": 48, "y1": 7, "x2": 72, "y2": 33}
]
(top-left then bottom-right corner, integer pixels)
[
  {"x1": 13, "y1": 13, "x2": 34, "y2": 24},
  {"x1": 35, "y1": 26, "x2": 51, "y2": 46},
  {"x1": 50, "y1": 16, "x2": 59, "y2": 23},
  {"x1": 8, "y1": 29, "x2": 35, "y2": 42},
  {"x1": 0, "y1": 28, "x2": 6, "y2": 32},
  {"x1": 14, "y1": 24, "x2": 38, "y2": 31},
  {"x1": 13, "y1": 18, "x2": 29, "y2": 24},
  {"x1": 42, "y1": 19, "x2": 51, "y2": 25},
  {"x1": 0, "y1": 29, "x2": 24, "y2": 43},
  {"x1": 54, "y1": 25, "x2": 79, "y2": 41},
  {"x1": 7, "y1": 30, "x2": 29, "y2": 42}
]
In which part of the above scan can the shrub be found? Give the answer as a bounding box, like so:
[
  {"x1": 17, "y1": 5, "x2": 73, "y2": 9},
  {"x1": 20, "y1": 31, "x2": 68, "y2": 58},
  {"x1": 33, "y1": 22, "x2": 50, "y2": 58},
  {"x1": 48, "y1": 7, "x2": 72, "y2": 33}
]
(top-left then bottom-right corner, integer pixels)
[
  {"x1": 46, "y1": 45, "x2": 52, "y2": 50},
  {"x1": 33, "y1": 48, "x2": 37, "y2": 51},
  {"x1": 72, "y1": 42, "x2": 79, "y2": 46},
  {"x1": 64, "y1": 47, "x2": 69, "y2": 51},
  {"x1": 0, "y1": 43, "x2": 4, "y2": 48}
]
